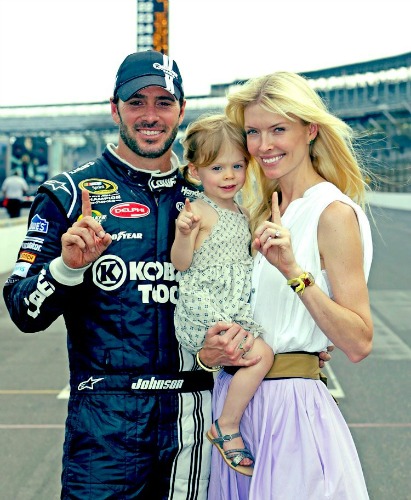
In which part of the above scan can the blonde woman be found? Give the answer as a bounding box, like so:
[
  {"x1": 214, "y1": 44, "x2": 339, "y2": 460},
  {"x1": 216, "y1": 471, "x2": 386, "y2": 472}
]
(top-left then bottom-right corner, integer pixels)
[{"x1": 207, "y1": 72, "x2": 373, "y2": 499}]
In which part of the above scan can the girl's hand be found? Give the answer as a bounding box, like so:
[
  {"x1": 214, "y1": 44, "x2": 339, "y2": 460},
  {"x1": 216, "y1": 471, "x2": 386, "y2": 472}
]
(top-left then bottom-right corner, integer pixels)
[{"x1": 176, "y1": 198, "x2": 201, "y2": 236}]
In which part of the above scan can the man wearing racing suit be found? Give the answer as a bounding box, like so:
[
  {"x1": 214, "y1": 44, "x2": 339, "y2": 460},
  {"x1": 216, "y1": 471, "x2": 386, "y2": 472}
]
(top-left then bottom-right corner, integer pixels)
[{"x1": 2, "y1": 51, "x2": 261, "y2": 499}]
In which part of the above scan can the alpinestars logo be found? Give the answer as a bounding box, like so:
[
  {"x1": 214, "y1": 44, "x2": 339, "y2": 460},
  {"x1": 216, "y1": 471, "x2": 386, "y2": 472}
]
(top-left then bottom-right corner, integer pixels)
[
  {"x1": 78, "y1": 376, "x2": 104, "y2": 391},
  {"x1": 44, "y1": 180, "x2": 71, "y2": 195}
]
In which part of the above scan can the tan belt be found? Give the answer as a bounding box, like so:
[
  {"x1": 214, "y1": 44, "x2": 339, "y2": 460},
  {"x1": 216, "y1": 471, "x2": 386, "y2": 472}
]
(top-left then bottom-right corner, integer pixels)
[
  {"x1": 224, "y1": 351, "x2": 327, "y2": 384},
  {"x1": 264, "y1": 352, "x2": 321, "y2": 380}
]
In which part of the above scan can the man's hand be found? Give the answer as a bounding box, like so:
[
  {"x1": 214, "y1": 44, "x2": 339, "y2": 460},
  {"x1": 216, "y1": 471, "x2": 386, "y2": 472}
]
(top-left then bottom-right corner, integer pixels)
[
  {"x1": 61, "y1": 190, "x2": 112, "y2": 269},
  {"x1": 198, "y1": 322, "x2": 262, "y2": 368},
  {"x1": 319, "y1": 345, "x2": 334, "y2": 368}
]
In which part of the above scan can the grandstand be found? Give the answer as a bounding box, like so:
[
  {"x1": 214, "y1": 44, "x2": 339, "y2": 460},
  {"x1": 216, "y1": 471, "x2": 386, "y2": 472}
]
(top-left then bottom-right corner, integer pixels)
[{"x1": 0, "y1": 51, "x2": 410, "y2": 192}]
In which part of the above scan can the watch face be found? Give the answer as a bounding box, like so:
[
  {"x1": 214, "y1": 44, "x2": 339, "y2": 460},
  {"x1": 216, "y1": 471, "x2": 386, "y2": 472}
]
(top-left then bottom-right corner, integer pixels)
[{"x1": 305, "y1": 272, "x2": 315, "y2": 286}]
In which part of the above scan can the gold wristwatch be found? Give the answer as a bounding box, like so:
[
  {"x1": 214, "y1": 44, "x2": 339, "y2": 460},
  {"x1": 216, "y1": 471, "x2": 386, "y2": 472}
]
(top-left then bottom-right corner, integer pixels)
[{"x1": 287, "y1": 272, "x2": 315, "y2": 295}]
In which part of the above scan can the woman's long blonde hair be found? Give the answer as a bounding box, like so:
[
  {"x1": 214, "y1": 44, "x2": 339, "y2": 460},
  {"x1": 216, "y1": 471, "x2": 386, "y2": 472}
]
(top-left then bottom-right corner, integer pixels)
[{"x1": 225, "y1": 72, "x2": 371, "y2": 235}]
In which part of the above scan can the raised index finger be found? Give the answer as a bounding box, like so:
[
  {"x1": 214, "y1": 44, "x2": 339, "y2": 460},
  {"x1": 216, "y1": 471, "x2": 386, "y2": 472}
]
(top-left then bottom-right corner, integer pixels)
[
  {"x1": 184, "y1": 198, "x2": 192, "y2": 212},
  {"x1": 81, "y1": 189, "x2": 92, "y2": 217},
  {"x1": 271, "y1": 191, "x2": 282, "y2": 225}
]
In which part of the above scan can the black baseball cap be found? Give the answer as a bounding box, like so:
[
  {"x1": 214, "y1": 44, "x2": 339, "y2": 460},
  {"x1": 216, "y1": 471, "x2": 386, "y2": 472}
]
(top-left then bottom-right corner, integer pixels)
[{"x1": 113, "y1": 50, "x2": 184, "y2": 101}]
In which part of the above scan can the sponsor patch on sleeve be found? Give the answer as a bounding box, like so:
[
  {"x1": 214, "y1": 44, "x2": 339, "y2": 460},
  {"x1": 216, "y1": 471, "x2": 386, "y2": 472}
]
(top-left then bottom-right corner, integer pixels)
[
  {"x1": 18, "y1": 251, "x2": 37, "y2": 264},
  {"x1": 28, "y1": 214, "x2": 49, "y2": 234},
  {"x1": 12, "y1": 261, "x2": 32, "y2": 277}
]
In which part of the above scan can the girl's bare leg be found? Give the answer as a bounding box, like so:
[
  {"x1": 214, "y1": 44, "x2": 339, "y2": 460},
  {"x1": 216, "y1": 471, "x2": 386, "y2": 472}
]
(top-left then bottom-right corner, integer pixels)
[{"x1": 209, "y1": 337, "x2": 274, "y2": 465}]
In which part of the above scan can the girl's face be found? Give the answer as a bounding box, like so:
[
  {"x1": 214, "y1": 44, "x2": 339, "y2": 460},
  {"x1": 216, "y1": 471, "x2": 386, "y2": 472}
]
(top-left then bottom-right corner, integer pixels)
[
  {"x1": 244, "y1": 103, "x2": 316, "y2": 182},
  {"x1": 190, "y1": 143, "x2": 247, "y2": 207}
]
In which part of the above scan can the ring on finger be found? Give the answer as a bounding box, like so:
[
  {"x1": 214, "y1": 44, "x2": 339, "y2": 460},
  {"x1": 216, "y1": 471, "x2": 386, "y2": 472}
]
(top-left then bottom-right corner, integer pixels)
[{"x1": 274, "y1": 230, "x2": 281, "y2": 238}]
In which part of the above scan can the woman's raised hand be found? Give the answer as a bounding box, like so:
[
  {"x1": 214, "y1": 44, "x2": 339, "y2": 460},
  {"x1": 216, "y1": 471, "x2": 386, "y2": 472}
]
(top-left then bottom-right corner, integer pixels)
[{"x1": 253, "y1": 192, "x2": 298, "y2": 277}]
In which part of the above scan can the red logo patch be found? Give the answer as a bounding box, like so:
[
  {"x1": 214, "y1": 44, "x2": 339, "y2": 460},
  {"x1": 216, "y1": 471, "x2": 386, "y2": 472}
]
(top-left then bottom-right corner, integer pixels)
[{"x1": 110, "y1": 202, "x2": 150, "y2": 218}]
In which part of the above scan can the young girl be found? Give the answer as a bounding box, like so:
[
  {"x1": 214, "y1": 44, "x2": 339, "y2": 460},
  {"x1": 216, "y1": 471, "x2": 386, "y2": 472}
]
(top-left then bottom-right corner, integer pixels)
[{"x1": 171, "y1": 114, "x2": 274, "y2": 476}]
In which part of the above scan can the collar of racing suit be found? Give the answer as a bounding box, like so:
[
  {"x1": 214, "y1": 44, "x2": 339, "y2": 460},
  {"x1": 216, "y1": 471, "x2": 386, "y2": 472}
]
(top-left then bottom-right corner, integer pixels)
[{"x1": 104, "y1": 144, "x2": 180, "y2": 193}]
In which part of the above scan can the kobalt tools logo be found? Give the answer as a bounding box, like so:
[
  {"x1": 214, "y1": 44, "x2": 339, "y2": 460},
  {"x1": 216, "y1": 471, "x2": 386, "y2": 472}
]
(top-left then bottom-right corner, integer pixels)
[
  {"x1": 93, "y1": 255, "x2": 127, "y2": 291},
  {"x1": 110, "y1": 202, "x2": 150, "y2": 218},
  {"x1": 92, "y1": 255, "x2": 179, "y2": 303},
  {"x1": 131, "y1": 377, "x2": 184, "y2": 390}
]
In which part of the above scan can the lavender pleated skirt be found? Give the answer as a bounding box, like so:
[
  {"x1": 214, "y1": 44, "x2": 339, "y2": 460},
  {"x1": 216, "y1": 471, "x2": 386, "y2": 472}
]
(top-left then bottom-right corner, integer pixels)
[{"x1": 208, "y1": 370, "x2": 369, "y2": 500}]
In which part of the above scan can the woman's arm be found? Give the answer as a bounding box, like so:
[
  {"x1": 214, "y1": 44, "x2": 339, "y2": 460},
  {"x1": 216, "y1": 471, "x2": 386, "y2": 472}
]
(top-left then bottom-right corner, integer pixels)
[{"x1": 301, "y1": 201, "x2": 373, "y2": 362}]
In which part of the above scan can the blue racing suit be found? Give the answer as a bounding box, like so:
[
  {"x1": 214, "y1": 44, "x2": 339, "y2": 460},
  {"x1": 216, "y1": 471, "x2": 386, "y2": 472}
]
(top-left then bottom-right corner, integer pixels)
[{"x1": 3, "y1": 145, "x2": 213, "y2": 499}]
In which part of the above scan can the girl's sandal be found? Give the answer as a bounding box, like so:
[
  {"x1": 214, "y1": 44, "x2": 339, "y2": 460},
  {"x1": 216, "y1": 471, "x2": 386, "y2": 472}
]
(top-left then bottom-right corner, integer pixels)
[{"x1": 206, "y1": 419, "x2": 254, "y2": 476}]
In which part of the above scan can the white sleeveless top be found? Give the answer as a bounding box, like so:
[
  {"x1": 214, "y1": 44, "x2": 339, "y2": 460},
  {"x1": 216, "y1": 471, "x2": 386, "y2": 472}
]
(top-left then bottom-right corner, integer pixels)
[{"x1": 250, "y1": 182, "x2": 373, "y2": 353}]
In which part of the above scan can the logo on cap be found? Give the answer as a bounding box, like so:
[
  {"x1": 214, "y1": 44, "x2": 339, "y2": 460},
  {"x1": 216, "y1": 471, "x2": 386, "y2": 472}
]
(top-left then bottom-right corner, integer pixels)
[{"x1": 153, "y1": 62, "x2": 178, "y2": 80}]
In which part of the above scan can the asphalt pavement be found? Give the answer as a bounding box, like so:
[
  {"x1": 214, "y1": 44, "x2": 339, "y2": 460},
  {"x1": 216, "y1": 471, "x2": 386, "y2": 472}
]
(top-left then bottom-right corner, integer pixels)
[{"x1": 0, "y1": 199, "x2": 410, "y2": 499}]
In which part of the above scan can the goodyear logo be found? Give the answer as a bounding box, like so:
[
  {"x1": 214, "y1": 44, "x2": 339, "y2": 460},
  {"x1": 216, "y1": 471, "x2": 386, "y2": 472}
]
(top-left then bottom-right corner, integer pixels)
[{"x1": 79, "y1": 179, "x2": 118, "y2": 195}]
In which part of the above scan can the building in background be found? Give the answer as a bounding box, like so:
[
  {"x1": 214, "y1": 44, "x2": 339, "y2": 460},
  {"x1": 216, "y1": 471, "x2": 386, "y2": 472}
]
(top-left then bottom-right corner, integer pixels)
[{"x1": 0, "y1": 47, "x2": 409, "y2": 194}]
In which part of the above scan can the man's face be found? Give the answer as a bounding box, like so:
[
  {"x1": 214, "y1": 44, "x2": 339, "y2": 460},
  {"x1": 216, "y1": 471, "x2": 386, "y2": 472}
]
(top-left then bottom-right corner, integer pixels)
[{"x1": 112, "y1": 86, "x2": 185, "y2": 159}]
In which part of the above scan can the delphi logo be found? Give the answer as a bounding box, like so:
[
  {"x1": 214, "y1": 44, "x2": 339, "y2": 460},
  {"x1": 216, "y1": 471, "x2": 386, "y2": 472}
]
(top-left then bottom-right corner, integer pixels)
[{"x1": 110, "y1": 202, "x2": 150, "y2": 218}]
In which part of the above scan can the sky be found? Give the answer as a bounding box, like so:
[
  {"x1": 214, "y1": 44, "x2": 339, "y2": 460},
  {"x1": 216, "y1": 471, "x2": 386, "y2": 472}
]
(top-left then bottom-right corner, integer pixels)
[{"x1": 0, "y1": 0, "x2": 409, "y2": 107}]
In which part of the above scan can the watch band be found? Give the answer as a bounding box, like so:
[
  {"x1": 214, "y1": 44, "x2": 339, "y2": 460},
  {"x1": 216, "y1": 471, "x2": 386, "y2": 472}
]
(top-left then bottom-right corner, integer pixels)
[
  {"x1": 196, "y1": 351, "x2": 222, "y2": 372},
  {"x1": 287, "y1": 272, "x2": 315, "y2": 295}
]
